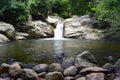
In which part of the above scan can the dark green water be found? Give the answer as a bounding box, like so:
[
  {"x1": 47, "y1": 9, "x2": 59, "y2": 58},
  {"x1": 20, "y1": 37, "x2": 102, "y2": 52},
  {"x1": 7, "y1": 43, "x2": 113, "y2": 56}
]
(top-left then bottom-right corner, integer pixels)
[{"x1": 0, "y1": 38, "x2": 120, "y2": 67}]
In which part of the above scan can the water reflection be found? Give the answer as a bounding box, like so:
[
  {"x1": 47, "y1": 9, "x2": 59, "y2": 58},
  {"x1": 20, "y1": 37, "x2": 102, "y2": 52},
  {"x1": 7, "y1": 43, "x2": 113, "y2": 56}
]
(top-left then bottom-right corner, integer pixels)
[
  {"x1": 0, "y1": 39, "x2": 120, "y2": 66},
  {"x1": 54, "y1": 40, "x2": 64, "y2": 54}
]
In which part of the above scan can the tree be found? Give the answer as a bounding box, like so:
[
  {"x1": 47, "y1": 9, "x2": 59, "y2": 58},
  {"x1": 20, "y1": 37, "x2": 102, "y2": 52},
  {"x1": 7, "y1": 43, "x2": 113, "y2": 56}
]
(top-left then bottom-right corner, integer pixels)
[{"x1": 93, "y1": 0, "x2": 120, "y2": 27}]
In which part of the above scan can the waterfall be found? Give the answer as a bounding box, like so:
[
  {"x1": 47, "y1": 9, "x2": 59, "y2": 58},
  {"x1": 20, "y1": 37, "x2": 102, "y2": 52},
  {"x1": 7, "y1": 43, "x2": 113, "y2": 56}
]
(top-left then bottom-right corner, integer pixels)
[{"x1": 54, "y1": 20, "x2": 64, "y2": 39}]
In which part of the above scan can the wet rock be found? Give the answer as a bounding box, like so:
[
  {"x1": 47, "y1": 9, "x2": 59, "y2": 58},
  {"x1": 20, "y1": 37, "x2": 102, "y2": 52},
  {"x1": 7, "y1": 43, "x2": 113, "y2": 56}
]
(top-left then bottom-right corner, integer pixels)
[
  {"x1": 0, "y1": 34, "x2": 10, "y2": 42},
  {"x1": 21, "y1": 68, "x2": 39, "y2": 80},
  {"x1": 114, "y1": 59, "x2": 120, "y2": 73},
  {"x1": 102, "y1": 63, "x2": 114, "y2": 73},
  {"x1": 86, "y1": 73, "x2": 105, "y2": 80},
  {"x1": 64, "y1": 66, "x2": 77, "y2": 76},
  {"x1": 38, "y1": 72, "x2": 47, "y2": 78},
  {"x1": 62, "y1": 57, "x2": 75, "y2": 69},
  {"x1": 9, "y1": 62, "x2": 22, "y2": 77},
  {"x1": 64, "y1": 76, "x2": 74, "y2": 80},
  {"x1": 80, "y1": 67, "x2": 107, "y2": 75},
  {"x1": 76, "y1": 77, "x2": 86, "y2": 80},
  {"x1": 45, "y1": 71, "x2": 64, "y2": 80},
  {"x1": 55, "y1": 53, "x2": 64, "y2": 63},
  {"x1": 0, "y1": 63, "x2": 10, "y2": 74},
  {"x1": 75, "y1": 51, "x2": 97, "y2": 70},
  {"x1": 48, "y1": 63, "x2": 62, "y2": 72},
  {"x1": 33, "y1": 64, "x2": 48, "y2": 73}
]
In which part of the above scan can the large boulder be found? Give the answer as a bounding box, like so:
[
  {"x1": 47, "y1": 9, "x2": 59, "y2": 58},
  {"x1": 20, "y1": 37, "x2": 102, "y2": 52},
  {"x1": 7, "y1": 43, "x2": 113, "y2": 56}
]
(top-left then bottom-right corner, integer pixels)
[
  {"x1": 0, "y1": 22, "x2": 15, "y2": 39},
  {"x1": 0, "y1": 34, "x2": 10, "y2": 42},
  {"x1": 75, "y1": 51, "x2": 97, "y2": 70},
  {"x1": 64, "y1": 15, "x2": 104, "y2": 40},
  {"x1": 47, "y1": 15, "x2": 63, "y2": 27},
  {"x1": 18, "y1": 21, "x2": 54, "y2": 38}
]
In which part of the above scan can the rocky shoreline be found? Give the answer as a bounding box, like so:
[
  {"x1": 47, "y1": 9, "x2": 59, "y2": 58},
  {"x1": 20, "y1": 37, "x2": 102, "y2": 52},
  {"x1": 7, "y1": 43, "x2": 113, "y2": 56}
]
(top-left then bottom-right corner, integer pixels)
[{"x1": 0, "y1": 51, "x2": 120, "y2": 80}]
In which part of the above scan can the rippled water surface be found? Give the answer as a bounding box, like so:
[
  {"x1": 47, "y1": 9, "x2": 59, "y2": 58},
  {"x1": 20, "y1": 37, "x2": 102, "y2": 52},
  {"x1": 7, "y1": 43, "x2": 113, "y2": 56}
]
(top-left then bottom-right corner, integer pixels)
[{"x1": 0, "y1": 38, "x2": 120, "y2": 66}]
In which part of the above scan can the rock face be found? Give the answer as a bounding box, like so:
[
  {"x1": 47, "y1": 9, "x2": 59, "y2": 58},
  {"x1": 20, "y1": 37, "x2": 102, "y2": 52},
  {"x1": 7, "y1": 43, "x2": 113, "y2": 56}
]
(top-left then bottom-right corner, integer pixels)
[
  {"x1": 64, "y1": 15, "x2": 104, "y2": 40},
  {"x1": 75, "y1": 51, "x2": 97, "y2": 69},
  {"x1": 18, "y1": 21, "x2": 54, "y2": 38},
  {"x1": 0, "y1": 22, "x2": 15, "y2": 39},
  {"x1": 47, "y1": 15, "x2": 63, "y2": 26},
  {"x1": 0, "y1": 34, "x2": 10, "y2": 42},
  {"x1": 45, "y1": 71, "x2": 64, "y2": 80}
]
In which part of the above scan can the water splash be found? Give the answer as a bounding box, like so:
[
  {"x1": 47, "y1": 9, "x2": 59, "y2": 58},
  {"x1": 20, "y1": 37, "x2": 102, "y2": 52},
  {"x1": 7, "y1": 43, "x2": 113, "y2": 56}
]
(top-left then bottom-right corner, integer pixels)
[{"x1": 54, "y1": 20, "x2": 64, "y2": 39}]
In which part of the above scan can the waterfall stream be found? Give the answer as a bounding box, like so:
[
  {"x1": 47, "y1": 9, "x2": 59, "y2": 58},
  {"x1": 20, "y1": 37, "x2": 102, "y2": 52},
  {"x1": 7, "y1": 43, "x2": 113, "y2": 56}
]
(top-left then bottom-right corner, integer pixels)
[{"x1": 54, "y1": 20, "x2": 64, "y2": 39}]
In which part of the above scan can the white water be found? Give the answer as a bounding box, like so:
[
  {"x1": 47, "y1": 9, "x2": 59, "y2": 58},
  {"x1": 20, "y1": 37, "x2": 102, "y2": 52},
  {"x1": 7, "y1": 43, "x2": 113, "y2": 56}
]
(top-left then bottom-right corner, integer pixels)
[{"x1": 54, "y1": 20, "x2": 64, "y2": 39}]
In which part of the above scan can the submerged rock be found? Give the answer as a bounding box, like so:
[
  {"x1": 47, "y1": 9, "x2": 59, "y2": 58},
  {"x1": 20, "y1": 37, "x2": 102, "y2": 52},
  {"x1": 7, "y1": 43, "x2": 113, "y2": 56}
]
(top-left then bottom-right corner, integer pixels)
[{"x1": 62, "y1": 57, "x2": 75, "y2": 69}]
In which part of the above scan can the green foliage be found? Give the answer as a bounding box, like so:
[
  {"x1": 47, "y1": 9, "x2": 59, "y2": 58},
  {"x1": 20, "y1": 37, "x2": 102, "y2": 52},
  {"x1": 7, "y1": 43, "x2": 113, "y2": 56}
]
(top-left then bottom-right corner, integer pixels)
[
  {"x1": 0, "y1": 0, "x2": 29, "y2": 24},
  {"x1": 93, "y1": 0, "x2": 120, "y2": 27}
]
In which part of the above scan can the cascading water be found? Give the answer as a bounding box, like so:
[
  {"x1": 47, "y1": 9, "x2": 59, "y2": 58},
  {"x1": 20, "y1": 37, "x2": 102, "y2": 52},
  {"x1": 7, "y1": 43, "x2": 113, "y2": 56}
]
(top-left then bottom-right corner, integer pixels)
[{"x1": 54, "y1": 20, "x2": 64, "y2": 39}]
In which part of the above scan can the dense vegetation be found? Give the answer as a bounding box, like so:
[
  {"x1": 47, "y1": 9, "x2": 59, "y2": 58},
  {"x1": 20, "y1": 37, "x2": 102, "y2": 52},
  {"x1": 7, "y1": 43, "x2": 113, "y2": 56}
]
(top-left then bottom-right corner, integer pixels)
[{"x1": 0, "y1": 0, "x2": 120, "y2": 28}]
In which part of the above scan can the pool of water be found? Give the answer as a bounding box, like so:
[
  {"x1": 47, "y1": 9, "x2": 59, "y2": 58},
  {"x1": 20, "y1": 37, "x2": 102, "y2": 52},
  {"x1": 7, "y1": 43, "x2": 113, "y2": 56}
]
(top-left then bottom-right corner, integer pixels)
[{"x1": 0, "y1": 38, "x2": 120, "y2": 67}]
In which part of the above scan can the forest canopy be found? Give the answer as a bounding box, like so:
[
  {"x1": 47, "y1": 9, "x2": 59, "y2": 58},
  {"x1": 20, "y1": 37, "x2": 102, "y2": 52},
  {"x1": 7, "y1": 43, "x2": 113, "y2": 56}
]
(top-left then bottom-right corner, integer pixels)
[{"x1": 0, "y1": 0, "x2": 120, "y2": 27}]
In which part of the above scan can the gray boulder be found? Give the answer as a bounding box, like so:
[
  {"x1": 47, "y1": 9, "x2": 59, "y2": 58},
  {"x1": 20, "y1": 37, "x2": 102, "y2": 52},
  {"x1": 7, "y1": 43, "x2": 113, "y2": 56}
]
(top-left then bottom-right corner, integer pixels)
[
  {"x1": 0, "y1": 22, "x2": 15, "y2": 39},
  {"x1": 62, "y1": 57, "x2": 75, "y2": 69},
  {"x1": 114, "y1": 59, "x2": 120, "y2": 73},
  {"x1": 75, "y1": 51, "x2": 97, "y2": 69},
  {"x1": 63, "y1": 66, "x2": 77, "y2": 76},
  {"x1": 102, "y1": 63, "x2": 114, "y2": 72},
  {"x1": 33, "y1": 64, "x2": 48, "y2": 73},
  {"x1": 18, "y1": 21, "x2": 53, "y2": 38},
  {"x1": 45, "y1": 71, "x2": 64, "y2": 80},
  {"x1": 21, "y1": 68, "x2": 38, "y2": 80},
  {"x1": 64, "y1": 15, "x2": 104, "y2": 40},
  {"x1": 0, "y1": 34, "x2": 10, "y2": 42},
  {"x1": 48, "y1": 63, "x2": 62, "y2": 72}
]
